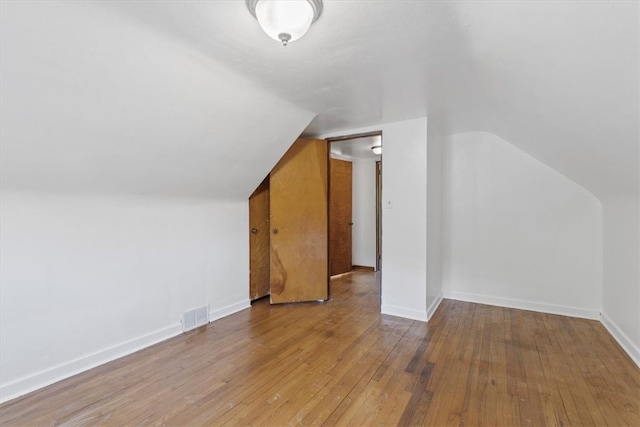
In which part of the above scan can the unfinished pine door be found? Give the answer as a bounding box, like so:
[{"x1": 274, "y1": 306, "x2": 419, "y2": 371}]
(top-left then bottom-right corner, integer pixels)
[
  {"x1": 249, "y1": 176, "x2": 270, "y2": 301},
  {"x1": 269, "y1": 138, "x2": 329, "y2": 303},
  {"x1": 329, "y1": 158, "x2": 353, "y2": 276}
]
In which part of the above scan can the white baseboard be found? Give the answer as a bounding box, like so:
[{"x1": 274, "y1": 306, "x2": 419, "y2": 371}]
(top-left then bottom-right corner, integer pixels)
[
  {"x1": 209, "y1": 299, "x2": 251, "y2": 322},
  {"x1": 0, "y1": 298, "x2": 251, "y2": 404},
  {"x1": 442, "y1": 290, "x2": 601, "y2": 320},
  {"x1": 0, "y1": 323, "x2": 182, "y2": 404},
  {"x1": 380, "y1": 295, "x2": 442, "y2": 322},
  {"x1": 426, "y1": 294, "x2": 443, "y2": 321},
  {"x1": 600, "y1": 312, "x2": 640, "y2": 368},
  {"x1": 381, "y1": 303, "x2": 428, "y2": 322}
]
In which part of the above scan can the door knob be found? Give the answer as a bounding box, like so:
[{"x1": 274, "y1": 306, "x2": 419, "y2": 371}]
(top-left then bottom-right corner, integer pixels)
[
  {"x1": 272, "y1": 228, "x2": 279, "y2": 234},
  {"x1": 251, "y1": 228, "x2": 258, "y2": 234}
]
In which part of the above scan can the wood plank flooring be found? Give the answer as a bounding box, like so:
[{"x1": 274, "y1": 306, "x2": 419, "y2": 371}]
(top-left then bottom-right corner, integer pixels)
[{"x1": 1, "y1": 271, "x2": 639, "y2": 425}]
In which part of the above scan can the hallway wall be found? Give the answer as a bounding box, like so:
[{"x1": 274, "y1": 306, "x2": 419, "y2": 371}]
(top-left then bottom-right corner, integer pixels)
[{"x1": 351, "y1": 159, "x2": 377, "y2": 269}]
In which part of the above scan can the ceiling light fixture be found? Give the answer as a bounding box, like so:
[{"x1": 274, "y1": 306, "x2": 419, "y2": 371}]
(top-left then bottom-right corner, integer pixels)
[
  {"x1": 371, "y1": 145, "x2": 382, "y2": 155},
  {"x1": 246, "y1": 0, "x2": 323, "y2": 46}
]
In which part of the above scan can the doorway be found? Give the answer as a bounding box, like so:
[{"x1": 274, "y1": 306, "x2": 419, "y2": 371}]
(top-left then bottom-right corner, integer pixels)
[{"x1": 328, "y1": 132, "x2": 382, "y2": 276}]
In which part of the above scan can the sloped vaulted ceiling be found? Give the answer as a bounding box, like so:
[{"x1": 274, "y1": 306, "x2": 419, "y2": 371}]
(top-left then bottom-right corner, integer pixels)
[
  {"x1": 1, "y1": 1, "x2": 638, "y2": 199},
  {"x1": 0, "y1": 1, "x2": 314, "y2": 199}
]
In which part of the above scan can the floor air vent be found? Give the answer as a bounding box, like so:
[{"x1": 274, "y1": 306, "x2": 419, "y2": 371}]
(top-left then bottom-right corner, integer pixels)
[{"x1": 182, "y1": 306, "x2": 209, "y2": 332}]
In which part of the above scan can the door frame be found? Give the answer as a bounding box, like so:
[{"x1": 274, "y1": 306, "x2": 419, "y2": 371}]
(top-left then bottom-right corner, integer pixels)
[
  {"x1": 376, "y1": 160, "x2": 382, "y2": 272},
  {"x1": 327, "y1": 130, "x2": 383, "y2": 274}
]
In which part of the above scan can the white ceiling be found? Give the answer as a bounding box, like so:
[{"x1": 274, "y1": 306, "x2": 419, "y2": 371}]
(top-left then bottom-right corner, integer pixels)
[
  {"x1": 330, "y1": 135, "x2": 381, "y2": 161},
  {"x1": 1, "y1": 1, "x2": 637, "y2": 199}
]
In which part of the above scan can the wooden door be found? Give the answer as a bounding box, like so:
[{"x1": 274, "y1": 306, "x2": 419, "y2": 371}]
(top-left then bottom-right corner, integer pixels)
[
  {"x1": 249, "y1": 176, "x2": 270, "y2": 301},
  {"x1": 329, "y1": 158, "x2": 353, "y2": 276},
  {"x1": 270, "y1": 138, "x2": 329, "y2": 304}
]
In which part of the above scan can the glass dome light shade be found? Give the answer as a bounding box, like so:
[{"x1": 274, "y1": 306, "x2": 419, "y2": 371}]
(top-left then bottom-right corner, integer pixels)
[{"x1": 247, "y1": 0, "x2": 323, "y2": 45}]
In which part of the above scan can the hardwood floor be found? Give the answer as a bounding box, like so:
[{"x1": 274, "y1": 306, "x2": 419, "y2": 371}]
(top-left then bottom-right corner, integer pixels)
[{"x1": 1, "y1": 271, "x2": 639, "y2": 426}]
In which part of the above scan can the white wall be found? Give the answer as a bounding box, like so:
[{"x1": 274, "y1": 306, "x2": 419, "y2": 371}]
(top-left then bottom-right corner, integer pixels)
[
  {"x1": 426, "y1": 121, "x2": 444, "y2": 319},
  {"x1": 601, "y1": 195, "x2": 640, "y2": 366},
  {"x1": 351, "y1": 159, "x2": 377, "y2": 268},
  {"x1": 321, "y1": 117, "x2": 429, "y2": 321},
  {"x1": 442, "y1": 132, "x2": 603, "y2": 318},
  {"x1": 0, "y1": 191, "x2": 250, "y2": 402}
]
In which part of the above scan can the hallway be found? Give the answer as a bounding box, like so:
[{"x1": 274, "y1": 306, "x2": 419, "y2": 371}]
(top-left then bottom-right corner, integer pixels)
[{"x1": 0, "y1": 271, "x2": 638, "y2": 425}]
